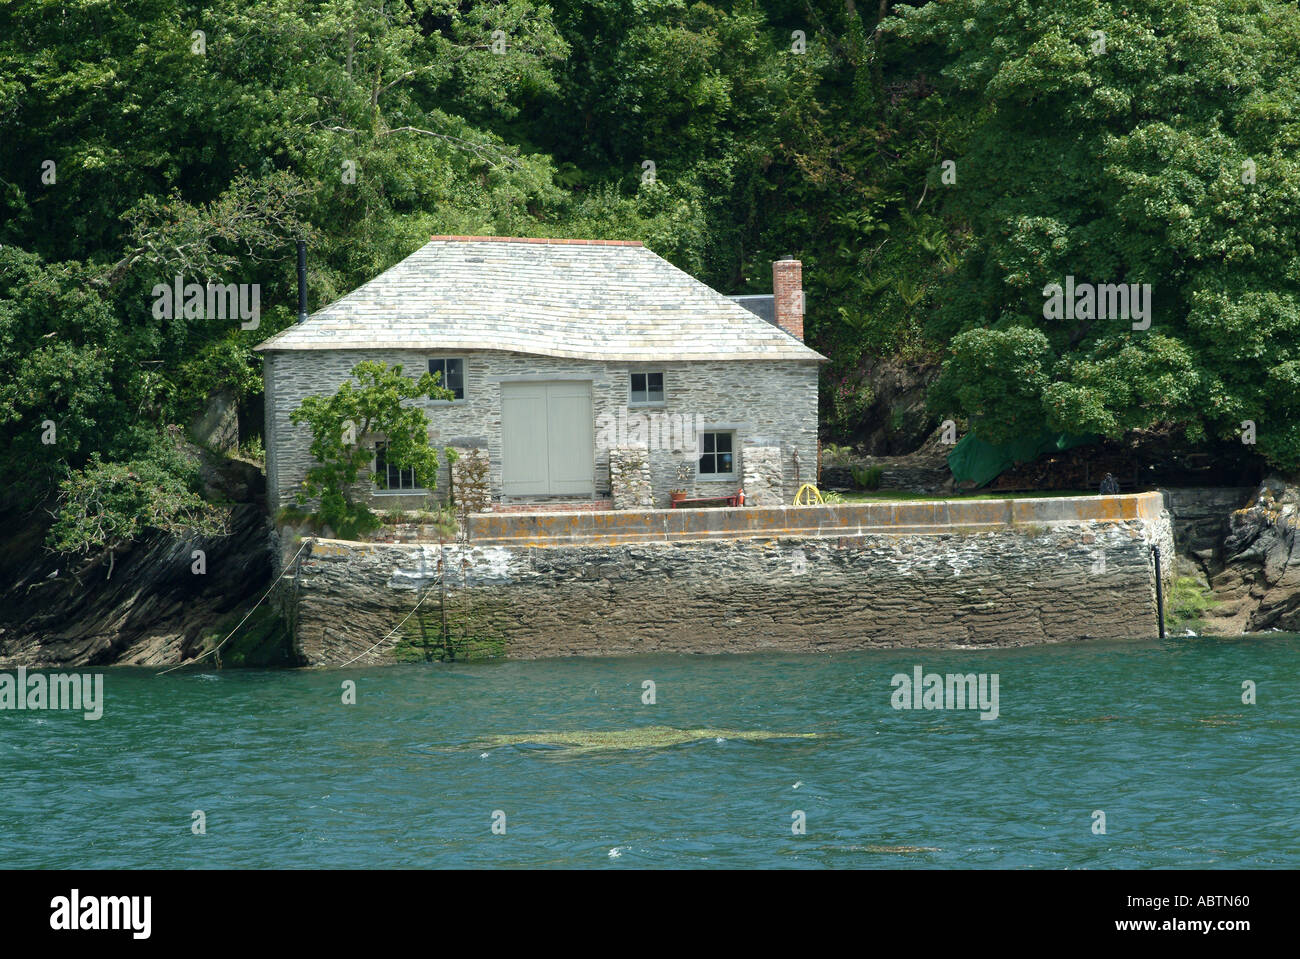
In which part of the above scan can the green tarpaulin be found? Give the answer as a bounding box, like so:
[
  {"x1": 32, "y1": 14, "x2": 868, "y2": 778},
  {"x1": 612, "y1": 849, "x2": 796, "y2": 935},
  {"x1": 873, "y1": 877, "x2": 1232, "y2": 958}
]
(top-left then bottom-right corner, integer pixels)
[{"x1": 946, "y1": 431, "x2": 1096, "y2": 488}]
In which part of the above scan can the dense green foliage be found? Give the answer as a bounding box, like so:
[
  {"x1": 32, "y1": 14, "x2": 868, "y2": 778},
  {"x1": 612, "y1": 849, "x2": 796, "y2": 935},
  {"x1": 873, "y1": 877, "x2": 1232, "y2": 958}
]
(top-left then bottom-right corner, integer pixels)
[
  {"x1": 898, "y1": 0, "x2": 1300, "y2": 464},
  {"x1": 47, "y1": 428, "x2": 226, "y2": 572},
  {"x1": 290, "y1": 360, "x2": 454, "y2": 538},
  {"x1": 1, "y1": 0, "x2": 1296, "y2": 558}
]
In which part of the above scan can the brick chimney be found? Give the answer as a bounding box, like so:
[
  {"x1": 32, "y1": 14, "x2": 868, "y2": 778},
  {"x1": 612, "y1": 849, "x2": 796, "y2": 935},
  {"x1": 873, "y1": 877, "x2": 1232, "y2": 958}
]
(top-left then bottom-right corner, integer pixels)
[{"x1": 772, "y1": 255, "x2": 803, "y2": 340}]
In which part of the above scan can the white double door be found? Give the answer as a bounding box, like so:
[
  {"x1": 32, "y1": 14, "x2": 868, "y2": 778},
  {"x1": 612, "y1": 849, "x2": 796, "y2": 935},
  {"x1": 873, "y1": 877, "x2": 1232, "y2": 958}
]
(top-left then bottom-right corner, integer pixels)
[{"x1": 500, "y1": 381, "x2": 595, "y2": 496}]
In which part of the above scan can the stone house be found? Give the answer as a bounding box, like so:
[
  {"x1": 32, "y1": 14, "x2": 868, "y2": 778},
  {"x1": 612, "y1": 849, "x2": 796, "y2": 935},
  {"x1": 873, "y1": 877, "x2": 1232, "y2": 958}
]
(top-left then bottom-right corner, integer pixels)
[{"x1": 256, "y1": 236, "x2": 824, "y2": 514}]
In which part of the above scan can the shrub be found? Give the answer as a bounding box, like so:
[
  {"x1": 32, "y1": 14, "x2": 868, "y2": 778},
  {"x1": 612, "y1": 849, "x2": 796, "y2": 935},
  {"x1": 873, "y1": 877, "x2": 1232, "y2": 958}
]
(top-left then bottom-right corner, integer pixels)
[
  {"x1": 851, "y1": 465, "x2": 883, "y2": 490},
  {"x1": 239, "y1": 434, "x2": 265, "y2": 465},
  {"x1": 823, "y1": 443, "x2": 854, "y2": 466}
]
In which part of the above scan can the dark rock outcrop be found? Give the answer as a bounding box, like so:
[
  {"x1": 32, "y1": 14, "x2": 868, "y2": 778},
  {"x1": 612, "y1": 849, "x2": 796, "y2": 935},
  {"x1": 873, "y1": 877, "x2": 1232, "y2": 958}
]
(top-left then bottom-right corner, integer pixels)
[
  {"x1": 0, "y1": 455, "x2": 282, "y2": 667},
  {"x1": 837, "y1": 356, "x2": 939, "y2": 456},
  {"x1": 1199, "y1": 477, "x2": 1300, "y2": 634}
]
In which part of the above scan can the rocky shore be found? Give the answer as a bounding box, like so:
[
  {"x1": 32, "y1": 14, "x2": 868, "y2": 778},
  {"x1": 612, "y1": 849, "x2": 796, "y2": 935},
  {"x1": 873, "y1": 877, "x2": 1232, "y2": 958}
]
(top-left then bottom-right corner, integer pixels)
[
  {"x1": 1189, "y1": 477, "x2": 1300, "y2": 634},
  {"x1": 0, "y1": 454, "x2": 284, "y2": 667}
]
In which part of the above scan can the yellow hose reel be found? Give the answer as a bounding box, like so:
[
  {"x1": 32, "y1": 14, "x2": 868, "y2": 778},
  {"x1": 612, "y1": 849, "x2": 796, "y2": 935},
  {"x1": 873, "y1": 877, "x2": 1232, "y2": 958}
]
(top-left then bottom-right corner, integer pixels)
[{"x1": 793, "y1": 483, "x2": 823, "y2": 505}]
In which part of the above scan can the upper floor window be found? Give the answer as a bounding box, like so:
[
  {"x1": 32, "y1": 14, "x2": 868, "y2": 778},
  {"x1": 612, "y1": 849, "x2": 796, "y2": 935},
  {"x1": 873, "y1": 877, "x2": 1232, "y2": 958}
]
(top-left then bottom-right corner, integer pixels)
[
  {"x1": 374, "y1": 441, "x2": 420, "y2": 491},
  {"x1": 699, "y1": 431, "x2": 734, "y2": 477},
  {"x1": 630, "y1": 371, "x2": 664, "y2": 405},
  {"x1": 428, "y1": 357, "x2": 465, "y2": 400}
]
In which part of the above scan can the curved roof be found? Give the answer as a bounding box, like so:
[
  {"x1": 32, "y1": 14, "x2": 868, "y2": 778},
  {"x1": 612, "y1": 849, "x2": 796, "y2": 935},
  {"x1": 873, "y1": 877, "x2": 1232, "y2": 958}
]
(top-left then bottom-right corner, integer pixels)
[{"x1": 255, "y1": 237, "x2": 825, "y2": 362}]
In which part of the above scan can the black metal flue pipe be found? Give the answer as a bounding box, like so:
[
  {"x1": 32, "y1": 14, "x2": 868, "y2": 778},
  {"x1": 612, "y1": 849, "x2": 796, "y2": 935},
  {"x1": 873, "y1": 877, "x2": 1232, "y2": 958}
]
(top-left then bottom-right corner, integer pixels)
[
  {"x1": 296, "y1": 240, "x2": 308, "y2": 323},
  {"x1": 1152, "y1": 545, "x2": 1166, "y2": 638}
]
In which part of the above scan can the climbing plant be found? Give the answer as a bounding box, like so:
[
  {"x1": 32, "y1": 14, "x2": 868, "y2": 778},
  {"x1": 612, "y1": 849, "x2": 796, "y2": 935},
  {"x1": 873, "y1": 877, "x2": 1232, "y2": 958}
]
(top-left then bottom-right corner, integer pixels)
[{"x1": 289, "y1": 361, "x2": 454, "y2": 539}]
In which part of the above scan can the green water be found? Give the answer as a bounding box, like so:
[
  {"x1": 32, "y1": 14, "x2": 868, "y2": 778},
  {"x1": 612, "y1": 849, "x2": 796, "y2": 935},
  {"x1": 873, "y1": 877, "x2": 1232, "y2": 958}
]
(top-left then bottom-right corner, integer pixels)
[{"x1": 2, "y1": 636, "x2": 1298, "y2": 868}]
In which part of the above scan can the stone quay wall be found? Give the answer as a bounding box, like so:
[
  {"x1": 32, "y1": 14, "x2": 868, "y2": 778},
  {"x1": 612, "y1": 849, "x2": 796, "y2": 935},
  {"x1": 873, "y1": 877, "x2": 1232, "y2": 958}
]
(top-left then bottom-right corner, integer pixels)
[{"x1": 279, "y1": 493, "x2": 1174, "y2": 666}]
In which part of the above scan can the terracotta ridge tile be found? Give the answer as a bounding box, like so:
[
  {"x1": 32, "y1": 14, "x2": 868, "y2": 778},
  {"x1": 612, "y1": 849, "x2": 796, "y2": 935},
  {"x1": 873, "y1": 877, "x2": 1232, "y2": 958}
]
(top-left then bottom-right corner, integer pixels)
[{"x1": 428, "y1": 235, "x2": 644, "y2": 247}]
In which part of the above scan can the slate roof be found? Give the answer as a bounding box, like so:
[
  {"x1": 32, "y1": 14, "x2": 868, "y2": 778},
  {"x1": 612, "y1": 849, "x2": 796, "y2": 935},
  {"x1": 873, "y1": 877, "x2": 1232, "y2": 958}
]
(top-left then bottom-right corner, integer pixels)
[
  {"x1": 255, "y1": 237, "x2": 826, "y2": 362},
  {"x1": 729, "y1": 294, "x2": 776, "y2": 326}
]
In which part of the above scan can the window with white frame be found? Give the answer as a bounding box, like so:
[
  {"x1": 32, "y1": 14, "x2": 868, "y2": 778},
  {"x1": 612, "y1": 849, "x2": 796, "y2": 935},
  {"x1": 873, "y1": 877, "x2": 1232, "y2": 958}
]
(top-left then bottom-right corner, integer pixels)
[
  {"x1": 698, "y1": 431, "x2": 735, "y2": 477},
  {"x1": 629, "y1": 371, "x2": 664, "y2": 405},
  {"x1": 374, "y1": 441, "x2": 420, "y2": 491},
  {"x1": 428, "y1": 357, "x2": 465, "y2": 400}
]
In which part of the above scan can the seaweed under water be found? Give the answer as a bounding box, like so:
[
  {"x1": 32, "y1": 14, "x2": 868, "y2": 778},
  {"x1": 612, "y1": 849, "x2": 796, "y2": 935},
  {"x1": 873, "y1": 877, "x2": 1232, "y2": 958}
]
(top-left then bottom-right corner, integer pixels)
[{"x1": 474, "y1": 726, "x2": 823, "y2": 754}]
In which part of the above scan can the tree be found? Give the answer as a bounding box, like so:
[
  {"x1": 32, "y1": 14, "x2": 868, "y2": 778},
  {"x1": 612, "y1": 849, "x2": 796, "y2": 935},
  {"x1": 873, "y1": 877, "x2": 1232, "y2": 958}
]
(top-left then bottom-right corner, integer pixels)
[
  {"x1": 289, "y1": 361, "x2": 454, "y2": 538},
  {"x1": 0, "y1": 0, "x2": 565, "y2": 520},
  {"x1": 888, "y1": 0, "x2": 1300, "y2": 468},
  {"x1": 0, "y1": 176, "x2": 311, "y2": 507},
  {"x1": 47, "y1": 430, "x2": 227, "y2": 579}
]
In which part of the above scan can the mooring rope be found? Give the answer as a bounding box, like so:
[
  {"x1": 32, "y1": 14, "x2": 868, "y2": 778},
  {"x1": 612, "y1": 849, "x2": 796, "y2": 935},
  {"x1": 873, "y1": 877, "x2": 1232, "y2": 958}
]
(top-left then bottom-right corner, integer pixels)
[
  {"x1": 157, "y1": 539, "x2": 311, "y2": 676},
  {"x1": 335, "y1": 571, "x2": 443, "y2": 668}
]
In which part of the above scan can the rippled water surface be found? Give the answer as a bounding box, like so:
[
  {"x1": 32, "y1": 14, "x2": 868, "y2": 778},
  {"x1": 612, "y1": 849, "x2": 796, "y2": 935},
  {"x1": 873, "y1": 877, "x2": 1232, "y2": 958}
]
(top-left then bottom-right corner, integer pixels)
[{"x1": 3, "y1": 636, "x2": 1298, "y2": 868}]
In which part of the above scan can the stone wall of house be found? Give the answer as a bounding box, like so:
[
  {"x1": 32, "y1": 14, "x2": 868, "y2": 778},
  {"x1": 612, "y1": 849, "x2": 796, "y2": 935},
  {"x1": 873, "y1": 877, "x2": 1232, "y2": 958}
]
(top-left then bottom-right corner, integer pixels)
[
  {"x1": 283, "y1": 496, "x2": 1174, "y2": 665},
  {"x1": 609, "y1": 446, "x2": 654, "y2": 510},
  {"x1": 741, "y1": 445, "x2": 784, "y2": 506},
  {"x1": 262, "y1": 349, "x2": 819, "y2": 514}
]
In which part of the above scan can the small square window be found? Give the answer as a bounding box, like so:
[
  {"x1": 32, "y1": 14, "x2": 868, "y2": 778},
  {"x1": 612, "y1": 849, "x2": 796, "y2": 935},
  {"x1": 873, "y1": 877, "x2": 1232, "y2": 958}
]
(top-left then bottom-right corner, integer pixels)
[
  {"x1": 428, "y1": 358, "x2": 465, "y2": 400},
  {"x1": 699, "y1": 431, "x2": 735, "y2": 477},
  {"x1": 630, "y1": 371, "x2": 665, "y2": 404}
]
